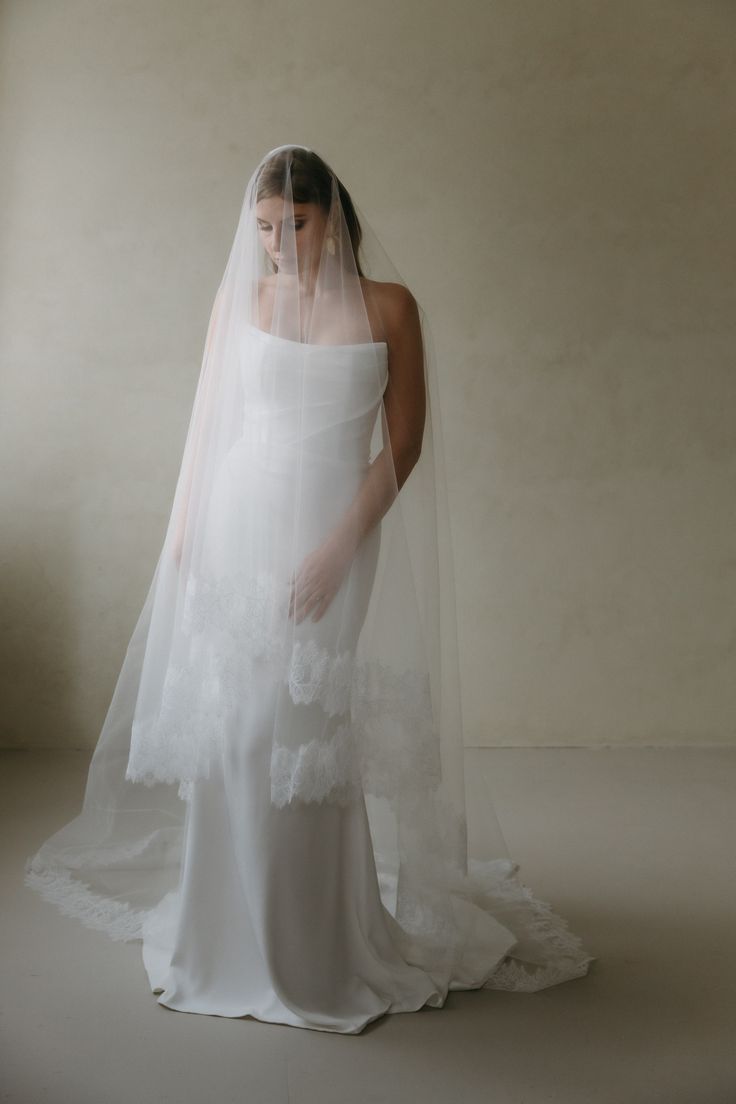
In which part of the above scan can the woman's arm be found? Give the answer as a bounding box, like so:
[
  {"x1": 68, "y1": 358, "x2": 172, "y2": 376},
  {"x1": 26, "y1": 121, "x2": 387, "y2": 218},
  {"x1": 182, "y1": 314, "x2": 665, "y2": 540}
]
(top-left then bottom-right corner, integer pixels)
[{"x1": 289, "y1": 283, "x2": 426, "y2": 623}]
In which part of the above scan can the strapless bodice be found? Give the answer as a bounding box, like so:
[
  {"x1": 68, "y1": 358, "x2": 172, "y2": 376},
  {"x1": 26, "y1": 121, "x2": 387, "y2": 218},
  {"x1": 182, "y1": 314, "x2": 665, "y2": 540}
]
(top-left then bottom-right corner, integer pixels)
[
  {"x1": 228, "y1": 322, "x2": 390, "y2": 492},
  {"x1": 202, "y1": 322, "x2": 389, "y2": 604},
  {"x1": 237, "y1": 324, "x2": 388, "y2": 467}
]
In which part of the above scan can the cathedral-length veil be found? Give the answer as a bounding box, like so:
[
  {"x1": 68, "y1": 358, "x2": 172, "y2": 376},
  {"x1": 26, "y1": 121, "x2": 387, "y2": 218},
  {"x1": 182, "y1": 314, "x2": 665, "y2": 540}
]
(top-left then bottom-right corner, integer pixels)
[{"x1": 24, "y1": 144, "x2": 595, "y2": 1009}]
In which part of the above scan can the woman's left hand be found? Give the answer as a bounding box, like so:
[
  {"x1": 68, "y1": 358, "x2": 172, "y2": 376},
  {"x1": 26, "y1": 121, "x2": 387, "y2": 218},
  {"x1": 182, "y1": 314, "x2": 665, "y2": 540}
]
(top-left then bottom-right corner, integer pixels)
[{"x1": 288, "y1": 530, "x2": 357, "y2": 624}]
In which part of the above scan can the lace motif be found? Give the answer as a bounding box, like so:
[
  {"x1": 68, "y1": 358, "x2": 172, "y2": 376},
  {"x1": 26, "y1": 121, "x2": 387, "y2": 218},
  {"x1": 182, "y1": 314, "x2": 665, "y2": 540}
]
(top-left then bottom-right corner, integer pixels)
[
  {"x1": 126, "y1": 568, "x2": 287, "y2": 795},
  {"x1": 126, "y1": 568, "x2": 442, "y2": 808},
  {"x1": 23, "y1": 864, "x2": 150, "y2": 943},
  {"x1": 270, "y1": 637, "x2": 441, "y2": 807},
  {"x1": 180, "y1": 570, "x2": 286, "y2": 662},
  {"x1": 270, "y1": 720, "x2": 363, "y2": 806},
  {"x1": 27, "y1": 746, "x2": 594, "y2": 990},
  {"x1": 474, "y1": 860, "x2": 596, "y2": 992},
  {"x1": 23, "y1": 849, "x2": 595, "y2": 992}
]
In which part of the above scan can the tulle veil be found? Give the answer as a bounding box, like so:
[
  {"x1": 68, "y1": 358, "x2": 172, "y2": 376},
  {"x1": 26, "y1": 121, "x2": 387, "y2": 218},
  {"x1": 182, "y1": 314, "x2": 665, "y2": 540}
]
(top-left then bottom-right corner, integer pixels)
[{"x1": 24, "y1": 144, "x2": 595, "y2": 992}]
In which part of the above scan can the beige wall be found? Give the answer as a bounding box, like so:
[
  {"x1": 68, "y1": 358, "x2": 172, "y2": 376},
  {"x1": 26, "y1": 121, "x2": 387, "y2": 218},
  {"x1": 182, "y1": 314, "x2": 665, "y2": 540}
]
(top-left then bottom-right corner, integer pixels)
[{"x1": 1, "y1": 1, "x2": 734, "y2": 750}]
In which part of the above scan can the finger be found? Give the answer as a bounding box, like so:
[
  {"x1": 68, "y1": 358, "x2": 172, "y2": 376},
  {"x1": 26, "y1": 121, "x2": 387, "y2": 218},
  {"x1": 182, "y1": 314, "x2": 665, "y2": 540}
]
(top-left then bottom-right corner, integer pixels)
[
  {"x1": 310, "y1": 593, "x2": 331, "y2": 623},
  {"x1": 288, "y1": 573, "x2": 301, "y2": 617},
  {"x1": 296, "y1": 595, "x2": 315, "y2": 624},
  {"x1": 296, "y1": 588, "x2": 321, "y2": 624},
  {"x1": 292, "y1": 588, "x2": 308, "y2": 623},
  {"x1": 289, "y1": 568, "x2": 308, "y2": 599},
  {"x1": 291, "y1": 583, "x2": 309, "y2": 621}
]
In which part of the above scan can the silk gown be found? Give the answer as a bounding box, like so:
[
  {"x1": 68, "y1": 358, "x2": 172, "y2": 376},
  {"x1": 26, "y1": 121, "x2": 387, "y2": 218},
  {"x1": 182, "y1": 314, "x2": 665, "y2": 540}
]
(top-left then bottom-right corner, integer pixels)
[
  {"x1": 139, "y1": 326, "x2": 528, "y2": 1033},
  {"x1": 25, "y1": 324, "x2": 594, "y2": 1034}
]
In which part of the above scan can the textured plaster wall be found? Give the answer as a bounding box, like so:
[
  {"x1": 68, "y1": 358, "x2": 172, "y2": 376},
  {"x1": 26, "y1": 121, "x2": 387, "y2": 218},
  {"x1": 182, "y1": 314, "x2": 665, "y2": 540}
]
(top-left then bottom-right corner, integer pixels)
[{"x1": 1, "y1": 1, "x2": 734, "y2": 749}]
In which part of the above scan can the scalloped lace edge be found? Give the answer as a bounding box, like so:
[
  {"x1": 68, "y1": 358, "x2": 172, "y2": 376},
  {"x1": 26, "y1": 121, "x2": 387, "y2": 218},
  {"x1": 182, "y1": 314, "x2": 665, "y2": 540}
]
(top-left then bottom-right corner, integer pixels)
[
  {"x1": 476, "y1": 861, "x2": 596, "y2": 992},
  {"x1": 23, "y1": 865, "x2": 149, "y2": 943},
  {"x1": 126, "y1": 652, "x2": 441, "y2": 809},
  {"x1": 23, "y1": 858, "x2": 595, "y2": 992}
]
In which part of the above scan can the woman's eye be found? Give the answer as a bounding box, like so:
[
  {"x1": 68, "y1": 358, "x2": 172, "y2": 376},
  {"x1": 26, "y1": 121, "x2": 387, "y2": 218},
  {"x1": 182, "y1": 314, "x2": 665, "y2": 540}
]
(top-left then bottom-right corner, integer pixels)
[{"x1": 258, "y1": 222, "x2": 304, "y2": 231}]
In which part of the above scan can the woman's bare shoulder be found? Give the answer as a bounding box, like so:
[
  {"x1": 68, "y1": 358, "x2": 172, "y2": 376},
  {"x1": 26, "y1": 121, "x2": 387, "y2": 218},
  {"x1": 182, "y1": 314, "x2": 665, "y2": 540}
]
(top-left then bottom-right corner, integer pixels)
[
  {"x1": 360, "y1": 278, "x2": 419, "y2": 333},
  {"x1": 360, "y1": 277, "x2": 416, "y2": 308}
]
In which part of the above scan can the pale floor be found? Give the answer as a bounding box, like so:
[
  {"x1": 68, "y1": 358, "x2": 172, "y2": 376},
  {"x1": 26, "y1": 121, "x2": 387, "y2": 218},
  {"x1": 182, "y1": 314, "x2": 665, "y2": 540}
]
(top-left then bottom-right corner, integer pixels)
[{"x1": 2, "y1": 746, "x2": 733, "y2": 1104}]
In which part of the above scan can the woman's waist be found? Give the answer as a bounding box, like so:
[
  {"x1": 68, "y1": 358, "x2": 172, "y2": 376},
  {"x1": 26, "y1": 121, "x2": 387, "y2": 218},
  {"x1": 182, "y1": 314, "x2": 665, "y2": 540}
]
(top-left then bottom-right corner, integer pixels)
[{"x1": 234, "y1": 428, "x2": 372, "y2": 465}]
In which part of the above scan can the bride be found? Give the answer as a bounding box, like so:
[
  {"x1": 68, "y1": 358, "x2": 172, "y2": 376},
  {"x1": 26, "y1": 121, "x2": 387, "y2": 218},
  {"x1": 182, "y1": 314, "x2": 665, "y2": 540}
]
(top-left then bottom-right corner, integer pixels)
[{"x1": 24, "y1": 144, "x2": 595, "y2": 1034}]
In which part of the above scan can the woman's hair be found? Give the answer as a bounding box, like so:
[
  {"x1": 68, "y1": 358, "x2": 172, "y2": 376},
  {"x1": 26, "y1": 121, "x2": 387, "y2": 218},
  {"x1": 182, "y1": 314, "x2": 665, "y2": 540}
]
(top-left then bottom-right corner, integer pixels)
[{"x1": 256, "y1": 148, "x2": 365, "y2": 277}]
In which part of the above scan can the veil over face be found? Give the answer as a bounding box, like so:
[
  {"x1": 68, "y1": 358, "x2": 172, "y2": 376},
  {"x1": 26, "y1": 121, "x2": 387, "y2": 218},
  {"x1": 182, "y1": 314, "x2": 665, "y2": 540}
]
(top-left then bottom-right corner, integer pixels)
[
  {"x1": 124, "y1": 143, "x2": 451, "y2": 815},
  {"x1": 24, "y1": 145, "x2": 595, "y2": 994}
]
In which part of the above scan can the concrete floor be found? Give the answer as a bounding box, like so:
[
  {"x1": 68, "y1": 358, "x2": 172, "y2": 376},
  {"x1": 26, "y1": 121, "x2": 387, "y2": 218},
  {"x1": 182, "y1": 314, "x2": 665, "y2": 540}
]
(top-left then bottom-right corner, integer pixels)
[{"x1": 2, "y1": 746, "x2": 734, "y2": 1104}]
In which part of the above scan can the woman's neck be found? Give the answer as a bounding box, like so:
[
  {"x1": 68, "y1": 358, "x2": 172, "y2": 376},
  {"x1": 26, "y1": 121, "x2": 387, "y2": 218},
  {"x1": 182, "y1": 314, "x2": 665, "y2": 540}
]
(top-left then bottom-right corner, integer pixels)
[{"x1": 274, "y1": 266, "x2": 319, "y2": 298}]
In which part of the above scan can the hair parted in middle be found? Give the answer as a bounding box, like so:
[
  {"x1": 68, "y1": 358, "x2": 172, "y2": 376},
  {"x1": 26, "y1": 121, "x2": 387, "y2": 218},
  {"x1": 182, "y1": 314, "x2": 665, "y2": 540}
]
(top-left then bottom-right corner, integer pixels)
[{"x1": 255, "y1": 147, "x2": 365, "y2": 277}]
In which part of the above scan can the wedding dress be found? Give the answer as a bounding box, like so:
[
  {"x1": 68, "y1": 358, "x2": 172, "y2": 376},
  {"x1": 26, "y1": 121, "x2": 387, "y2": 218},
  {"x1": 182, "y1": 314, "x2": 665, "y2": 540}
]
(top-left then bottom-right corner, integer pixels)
[{"x1": 24, "y1": 145, "x2": 596, "y2": 1033}]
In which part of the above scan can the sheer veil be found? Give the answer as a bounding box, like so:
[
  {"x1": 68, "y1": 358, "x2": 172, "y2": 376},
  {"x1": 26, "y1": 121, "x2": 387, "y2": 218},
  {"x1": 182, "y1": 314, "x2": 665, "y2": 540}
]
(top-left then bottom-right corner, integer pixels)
[{"x1": 24, "y1": 144, "x2": 595, "y2": 993}]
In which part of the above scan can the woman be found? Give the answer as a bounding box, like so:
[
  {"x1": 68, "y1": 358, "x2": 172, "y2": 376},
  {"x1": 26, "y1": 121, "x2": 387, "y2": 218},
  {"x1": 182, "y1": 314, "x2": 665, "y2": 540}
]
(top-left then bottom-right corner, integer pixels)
[{"x1": 24, "y1": 144, "x2": 595, "y2": 1033}]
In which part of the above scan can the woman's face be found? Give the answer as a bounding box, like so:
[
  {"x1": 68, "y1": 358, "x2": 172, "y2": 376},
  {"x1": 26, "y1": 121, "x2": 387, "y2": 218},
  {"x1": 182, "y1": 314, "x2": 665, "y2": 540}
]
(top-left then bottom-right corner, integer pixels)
[{"x1": 256, "y1": 196, "x2": 328, "y2": 275}]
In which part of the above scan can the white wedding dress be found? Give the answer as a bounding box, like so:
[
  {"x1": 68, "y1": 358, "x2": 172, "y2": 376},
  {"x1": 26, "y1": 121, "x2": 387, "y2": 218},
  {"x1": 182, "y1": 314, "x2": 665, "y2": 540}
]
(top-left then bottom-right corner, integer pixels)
[
  {"x1": 139, "y1": 326, "x2": 445, "y2": 1032},
  {"x1": 26, "y1": 322, "x2": 594, "y2": 1034},
  {"x1": 133, "y1": 326, "x2": 591, "y2": 1032}
]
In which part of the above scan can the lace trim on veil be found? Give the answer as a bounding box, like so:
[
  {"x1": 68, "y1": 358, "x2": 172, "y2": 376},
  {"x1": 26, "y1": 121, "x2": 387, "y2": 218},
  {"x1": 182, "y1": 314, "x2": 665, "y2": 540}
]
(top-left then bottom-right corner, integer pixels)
[
  {"x1": 126, "y1": 569, "x2": 442, "y2": 808},
  {"x1": 58, "y1": 567, "x2": 595, "y2": 993},
  {"x1": 23, "y1": 851, "x2": 594, "y2": 991},
  {"x1": 23, "y1": 865, "x2": 148, "y2": 942}
]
